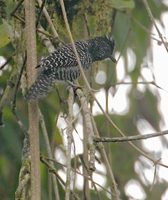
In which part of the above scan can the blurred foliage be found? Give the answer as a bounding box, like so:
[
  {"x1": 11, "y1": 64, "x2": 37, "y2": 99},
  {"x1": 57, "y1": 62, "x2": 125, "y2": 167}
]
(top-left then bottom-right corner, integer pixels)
[{"x1": 0, "y1": 0, "x2": 167, "y2": 199}]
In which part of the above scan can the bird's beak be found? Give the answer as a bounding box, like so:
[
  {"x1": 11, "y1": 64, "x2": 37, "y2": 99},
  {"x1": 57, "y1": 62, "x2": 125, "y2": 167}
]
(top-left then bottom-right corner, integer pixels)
[{"x1": 110, "y1": 55, "x2": 117, "y2": 63}]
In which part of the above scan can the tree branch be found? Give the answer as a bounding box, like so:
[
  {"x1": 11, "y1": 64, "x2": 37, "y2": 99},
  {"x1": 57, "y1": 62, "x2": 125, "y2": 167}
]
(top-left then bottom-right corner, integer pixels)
[
  {"x1": 39, "y1": 109, "x2": 60, "y2": 200},
  {"x1": 76, "y1": 89, "x2": 95, "y2": 172},
  {"x1": 93, "y1": 130, "x2": 168, "y2": 143},
  {"x1": 65, "y1": 87, "x2": 74, "y2": 200},
  {"x1": 24, "y1": 0, "x2": 40, "y2": 199}
]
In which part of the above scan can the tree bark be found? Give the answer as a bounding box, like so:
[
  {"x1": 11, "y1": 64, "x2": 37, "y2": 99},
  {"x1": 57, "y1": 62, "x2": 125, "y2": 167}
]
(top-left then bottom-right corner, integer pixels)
[{"x1": 24, "y1": 1, "x2": 41, "y2": 199}]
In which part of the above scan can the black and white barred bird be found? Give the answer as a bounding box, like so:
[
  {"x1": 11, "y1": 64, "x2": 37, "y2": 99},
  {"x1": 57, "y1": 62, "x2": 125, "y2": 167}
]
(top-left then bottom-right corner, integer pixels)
[{"x1": 26, "y1": 35, "x2": 115, "y2": 100}]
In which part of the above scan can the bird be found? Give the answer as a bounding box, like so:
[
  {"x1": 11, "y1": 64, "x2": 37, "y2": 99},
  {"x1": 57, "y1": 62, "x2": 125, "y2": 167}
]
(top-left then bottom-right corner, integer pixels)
[{"x1": 26, "y1": 35, "x2": 115, "y2": 100}]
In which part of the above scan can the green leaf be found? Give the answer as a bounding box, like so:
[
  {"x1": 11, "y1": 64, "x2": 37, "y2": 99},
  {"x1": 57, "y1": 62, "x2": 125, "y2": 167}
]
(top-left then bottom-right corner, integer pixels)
[
  {"x1": 0, "y1": 23, "x2": 10, "y2": 48},
  {"x1": 110, "y1": 0, "x2": 135, "y2": 9},
  {"x1": 53, "y1": 126, "x2": 63, "y2": 145}
]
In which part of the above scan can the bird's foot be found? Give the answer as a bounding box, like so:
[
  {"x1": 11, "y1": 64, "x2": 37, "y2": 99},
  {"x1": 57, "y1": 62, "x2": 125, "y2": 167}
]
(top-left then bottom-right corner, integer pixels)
[{"x1": 66, "y1": 81, "x2": 83, "y2": 95}]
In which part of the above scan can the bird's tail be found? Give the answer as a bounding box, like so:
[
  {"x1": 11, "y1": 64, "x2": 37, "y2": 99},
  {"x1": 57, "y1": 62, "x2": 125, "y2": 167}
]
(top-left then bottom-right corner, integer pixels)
[{"x1": 26, "y1": 74, "x2": 54, "y2": 100}]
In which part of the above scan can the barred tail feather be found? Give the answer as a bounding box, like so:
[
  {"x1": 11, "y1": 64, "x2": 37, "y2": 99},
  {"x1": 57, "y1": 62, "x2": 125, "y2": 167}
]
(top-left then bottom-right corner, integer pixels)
[{"x1": 26, "y1": 74, "x2": 54, "y2": 100}]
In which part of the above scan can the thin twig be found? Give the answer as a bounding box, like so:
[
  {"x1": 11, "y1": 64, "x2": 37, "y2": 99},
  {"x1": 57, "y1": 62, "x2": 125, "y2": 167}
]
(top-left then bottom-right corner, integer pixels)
[
  {"x1": 37, "y1": 26, "x2": 55, "y2": 53},
  {"x1": 91, "y1": 115, "x2": 120, "y2": 200},
  {"x1": 40, "y1": 156, "x2": 81, "y2": 200},
  {"x1": 39, "y1": 109, "x2": 60, "y2": 200},
  {"x1": 93, "y1": 96, "x2": 168, "y2": 169},
  {"x1": 77, "y1": 89, "x2": 92, "y2": 200},
  {"x1": 12, "y1": 110, "x2": 28, "y2": 134},
  {"x1": 131, "y1": 15, "x2": 165, "y2": 44},
  {"x1": 0, "y1": 56, "x2": 12, "y2": 70},
  {"x1": 12, "y1": 14, "x2": 25, "y2": 24},
  {"x1": 94, "y1": 130, "x2": 168, "y2": 143},
  {"x1": 150, "y1": 160, "x2": 160, "y2": 191},
  {"x1": 105, "y1": 88, "x2": 114, "y2": 200},
  {"x1": 15, "y1": 135, "x2": 31, "y2": 199},
  {"x1": 113, "y1": 81, "x2": 168, "y2": 93},
  {"x1": 15, "y1": 163, "x2": 31, "y2": 200},
  {"x1": 0, "y1": 111, "x2": 3, "y2": 126},
  {"x1": 11, "y1": 13, "x2": 57, "y2": 40},
  {"x1": 142, "y1": 0, "x2": 168, "y2": 52},
  {"x1": 36, "y1": 0, "x2": 46, "y2": 27},
  {"x1": 83, "y1": 13, "x2": 90, "y2": 36},
  {"x1": 36, "y1": 27, "x2": 54, "y2": 39},
  {"x1": 12, "y1": 53, "x2": 27, "y2": 112},
  {"x1": 37, "y1": 0, "x2": 59, "y2": 38},
  {"x1": 0, "y1": 72, "x2": 17, "y2": 126},
  {"x1": 10, "y1": 0, "x2": 24, "y2": 16},
  {"x1": 59, "y1": 0, "x2": 92, "y2": 92},
  {"x1": 65, "y1": 87, "x2": 74, "y2": 200},
  {"x1": 40, "y1": 156, "x2": 65, "y2": 186},
  {"x1": 41, "y1": 155, "x2": 113, "y2": 196},
  {"x1": 76, "y1": 88, "x2": 95, "y2": 172}
]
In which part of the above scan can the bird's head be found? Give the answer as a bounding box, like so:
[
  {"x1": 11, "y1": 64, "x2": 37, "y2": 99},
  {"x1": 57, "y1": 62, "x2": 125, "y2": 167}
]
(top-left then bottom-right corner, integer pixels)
[{"x1": 88, "y1": 35, "x2": 116, "y2": 62}]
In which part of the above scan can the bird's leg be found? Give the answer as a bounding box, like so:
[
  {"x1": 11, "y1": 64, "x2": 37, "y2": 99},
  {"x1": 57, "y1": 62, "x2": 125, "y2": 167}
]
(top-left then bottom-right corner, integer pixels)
[
  {"x1": 110, "y1": 56, "x2": 117, "y2": 63},
  {"x1": 66, "y1": 80, "x2": 83, "y2": 96},
  {"x1": 66, "y1": 80, "x2": 79, "y2": 88}
]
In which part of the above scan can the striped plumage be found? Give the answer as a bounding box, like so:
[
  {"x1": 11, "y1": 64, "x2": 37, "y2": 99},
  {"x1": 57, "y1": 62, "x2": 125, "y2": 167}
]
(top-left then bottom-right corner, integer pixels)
[{"x1": 26, "y1": 35, "x2": 115, "y2": 100}]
